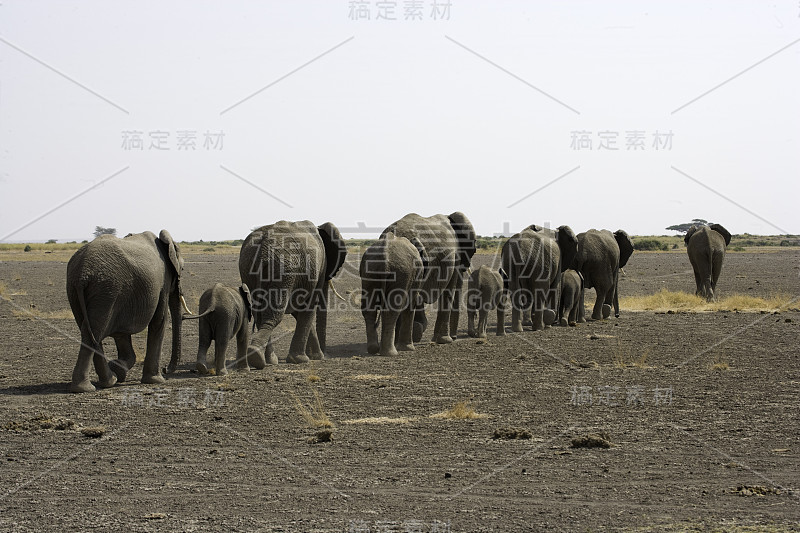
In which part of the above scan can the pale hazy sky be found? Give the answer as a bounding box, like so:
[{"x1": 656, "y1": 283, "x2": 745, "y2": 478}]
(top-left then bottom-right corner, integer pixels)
[{"x1": 1, "y1": 1, "x2": 798, "y2": 242}]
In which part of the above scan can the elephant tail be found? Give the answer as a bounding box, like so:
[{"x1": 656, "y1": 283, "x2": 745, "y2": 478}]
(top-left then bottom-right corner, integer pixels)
[
  {"x1": 76, "y1": 282, "x2": 100, "y2": 349},
  {"x1": 182, "y1": 308, "x2": 214, "y2": 321}
]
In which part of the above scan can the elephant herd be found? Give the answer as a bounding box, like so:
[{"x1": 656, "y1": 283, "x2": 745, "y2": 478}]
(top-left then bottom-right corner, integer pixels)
[{"x1": 65, "y1": 214, "x2": 731, "y2": 392}]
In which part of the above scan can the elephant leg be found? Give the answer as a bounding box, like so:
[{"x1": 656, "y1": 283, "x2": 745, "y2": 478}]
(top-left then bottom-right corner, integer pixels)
[
  {"x1": 612, "y1": 272, "x2": 621, "y2": 318},
  {"x1": 142, "y1": 314, "x2": 166, "y2": 384},
  {"x1": 412, "y1": 307, "x2": 427, "y2": 343},
  {"x1": 577, "y1": 286, "x2": 586, "y2": 323},
  {"x1": 248, "y1": 307, "x2": 284, "y2": 368},
  {"x1": 448, "y1": 281, "x2": 463, "y2": 340},
  {"x1": 213, "y1": 335, "x2": 229, "y2": 376},
  {"x1": 396, "y1": 305, "x2": 415, "y2": 351},
  {"x1": 286, "y1": 310, "x2": 314, "y2": 364},
  {"x1": 234, "y1": 325, "x2": 250, "y2": 371},
  {"x1": 531, "y1": 282, "x2": 548, "y2": 331},
  {"x1": 195, "y1": 321, "x2": 213, "y2": 375},
  {"x1": 522, "y1": 308, "x2": 532, "y2": 327},
  {"x1": 305, "y1": 325, "x2": 324, "y2": 361},
  {"x1": 379, "y1": 309, "x2": 401, "y2": 356},
  {"x1": 477, "y1": 308, "x2": 488, "y2": 339},
  {"x1": 496, "y1": 300, "x2": 506, "y2": 336},
  {"x1": 92, "y1": 343, "x2": 117, "y2": 389},
  {"x1": 510, "y1": 281, "x2": 527, "y2": 333},
  {"x1": 431, "y1": 291, "x2": 454, "y2": 344},
  {"x1": 692, "y1": 269, "x2": 704, "y2": 298},
  {"x1": 467, "y1": 309, "x2": 477, "y2": 337},
  {"x1": 363, "y1": 307, "x2": 380, "y2": 355},
  {"x1": 110, "y1": 334, "x2": 136, "y2": 382},
  {"x1": 71, "y1": 340, "x2": 97, "y2": 393},
  {"x1": 559, "y1": 297, "x2": 570, "y2": 327}
]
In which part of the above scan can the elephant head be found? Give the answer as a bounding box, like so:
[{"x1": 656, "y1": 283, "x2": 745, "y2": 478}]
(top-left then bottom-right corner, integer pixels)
[
  {"x1": 239, "y1": 283, "x2": 253, "y2": 323},
  {"x1": 684, "y1": 225, "x2": 699, "y2": 246},
  {"x1": 555, "y1": 225, "x2": 578, "y2": 272},
  {"x1": 614, "y1": 229, "x2": 634, "y2": 268},
  {"x1": 158, "y1": 229, "x2": 190, "y2": 374},
  {"x1": 448, "y1": 211, "x2": 477, "y2": 269},
  {"x1": 709, "y1": 223, "x2": 732, "y2": 246}
]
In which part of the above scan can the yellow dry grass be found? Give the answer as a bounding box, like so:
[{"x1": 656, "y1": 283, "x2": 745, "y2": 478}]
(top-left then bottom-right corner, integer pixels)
[
  {"x1": 621, "y1": 289, "x2": 794, "y2": 313},
  {"x1": 431, "y1": 401, "x2": 488, "y2": 420},
  {"x1": 292, "y1": 389, "x2": 334, "y2": 429},
  {"x1": 12, "y1": 308, "x2": 74, "y2": 320},
  {"x1": 351, "y1": 374, "x2": 398, "y2": 381},
  {"x1": 343, "y1": 416, "x2": 416, "y2": 425}
]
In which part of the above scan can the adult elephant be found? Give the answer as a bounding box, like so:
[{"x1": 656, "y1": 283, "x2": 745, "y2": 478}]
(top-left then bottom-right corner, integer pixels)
[
  {"x1": 381, "y1": 212, "x2": 476, "y2": 344},
  {"x1": 524, "y1": 224, "x2": 578, "y2": 322},
  {"x1": 501, "y1": 225, "x2": 577, "y2": 331},
  {"x1": 685, "y1": 223, "x2": 731, "y2": 301},
  {"x1": 66, "y1": 230, "x2": 192, "y2": 393},
  {"x1": 239, "y1": 221, "x2": 346, "y2": 367},
  {"x1": 574, "y1": 229, "x2": 634, "y2": 321}
]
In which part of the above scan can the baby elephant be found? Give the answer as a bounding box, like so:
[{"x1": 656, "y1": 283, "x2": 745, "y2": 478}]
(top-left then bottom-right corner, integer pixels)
[
  {"x1": 183, "y1": 283, "x2": 252, "y2": 376},
  {"x1": 467, "y1": 265, "x2": 508, "y2": 338},
  {"x1": 558, "y1": 269, "x2": 584, "y2": 327}
]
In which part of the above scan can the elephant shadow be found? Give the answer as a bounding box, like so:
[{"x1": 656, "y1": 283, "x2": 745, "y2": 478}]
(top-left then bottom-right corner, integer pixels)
[
  {"x1": 324, "y1": 342, "x2": 379, "y2": 359},
  {"x1": 0, "y1": 382, "x2": 73, "y2": 395}
]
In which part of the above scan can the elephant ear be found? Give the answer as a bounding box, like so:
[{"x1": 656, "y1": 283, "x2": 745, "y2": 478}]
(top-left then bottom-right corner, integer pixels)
[
  {"x1": 614, "y1": 229, "x2": 634, "y2": 268},
  {"x1": 239, "y1": 284, "x2": 253, "y2": 323},
  {"x1": 318, "y1": 222, "x2": 347, "y2": 281},
  {"x1": 556, "y1": 225, "x2": 578, "y2": 272},
  {"x1": 710, "y1": 223, "x2": 732, "y2": 246},
  {"x1": 684, "y1": 225, "x2": 699, "y2": 246},
  {"x1": 409, "y1": 237, "x2": 430, "y2": 278},
  {"x1": 158, "y1": 229, "x2": 182, "y2": 278},
  {"x1": 448, "y1": 211, "x2": 476, "y2": 268}
]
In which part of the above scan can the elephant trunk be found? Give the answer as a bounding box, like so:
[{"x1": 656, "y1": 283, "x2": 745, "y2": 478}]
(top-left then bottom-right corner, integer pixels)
[{"x1": 166, "y1": 288, "x2": 183, "y2": 374}]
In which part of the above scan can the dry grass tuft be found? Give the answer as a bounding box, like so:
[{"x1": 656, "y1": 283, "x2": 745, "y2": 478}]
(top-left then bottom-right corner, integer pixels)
[
  {"x1": 612, "y1": 340, "x2": 651, "y2": 369},
  {"x1": 571, "y1": 432, "x2": 612, "y2": 449},
  {"x1": 431, "y1": 401, "x2": 488, "y2": 420},
  {"x1": 292, "y1": 389, "x2": 334, "y2": 429},
  {"x1": 492, "y1": 427, "x2": 532, "y2": 440},
  {"x1": 343, "y1": 416, "x2": 416, "y2": 425},
  {"x1": 80, "y1": 426, "x2": 106, "y2": 438},
  {"x1": 622, "y1": 289, "x2": 794, "y2": 313},
  {"x1": 709, "y1": 352, "x2": 730, "y2": 371}
]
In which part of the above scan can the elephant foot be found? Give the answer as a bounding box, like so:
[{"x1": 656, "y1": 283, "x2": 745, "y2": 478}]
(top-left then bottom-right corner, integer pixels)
[
  {"x1": 196, "y1": 362, "x2": 210, "y2": 375},
  {"x1": 286, "y1": 353, "x2": 310, "y2": 364},
  {"x1": 216, "y1": 366, "x2": 229, "y2": 377},
  {"x1": 97, "y1": 374, "x2": 118, "y2": 389},
  {"x1": 380, "y1": 347, "x2": 399, "y2": 357},
  {"x1": 569, "y1": 321, "x2": 577, "y2": 327},
  {"x1": 579, "y1": 317, "x2": 587, "y2": 323},
  {"x1": 367, "y1": 342, "x2": 380, "y2": 355},
  {"x1": 543, "y1": 309, "x2": 556, "y2": 326},
  {"x1": 467, "y1": 329, "x2": 476, "y2": 338},
  {"x1": 246, "y1": 346, "x2": 268, "y2": 369},
  {"x1": 70, "y1": 379, "x2": 96, "y2": 393},
  {"x1": 412, "y1": 322, "x2": 425, "y2": 343},
  {"x1": 602, "y1": 304, "x2": 612, "y2": 319},
  {"x1": 558, "y1": 318, "x2": 569, "y2": 327},
  {"x1": 396, "y1": 343, "x2": 415, "y2": 352},
  {"x1": 615, "y1": 313, "x2": 620, "y2": 319},
  {"x1": 108, "y1": 360, "x2": 128, "y2": 382},
  {"x1": 307, "y1": 351, "x2": 325, "y2": 361},
  {"x1": 141, "y1": 373, "x2": 165, "y2": 385},
  {"x1": 496, "y1": 328, "x2": 505, "y2": 336},
  {"x1": 511, "y1": 324, "x2": 523, "y2": 333},
  {"x1": 434, "y1": 335, "x2": 453, "y2": 345},
  {"x1": 522, "y1": 319, "x2": 532, "y2": 327}
]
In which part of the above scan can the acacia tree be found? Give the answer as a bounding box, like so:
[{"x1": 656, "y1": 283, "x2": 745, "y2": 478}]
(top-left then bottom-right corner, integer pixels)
[
  {"x1": 93, "y1": 226, "x2": 117, "y2": 238},
  {"x1": 666, "y1": 219, "x2": 707, "y2": 234}
]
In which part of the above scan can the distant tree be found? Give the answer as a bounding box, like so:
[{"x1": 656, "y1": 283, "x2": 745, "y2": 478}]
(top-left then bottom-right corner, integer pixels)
[
  {"x1": 666, "y1": 219, "x2": 708, "y2": 234},
  {"x1": 45, "y1": 239, "x2": 57, "y2": 244},
  {"x1": 93, "y1": 226, "x2": 117, "y2": 238}
]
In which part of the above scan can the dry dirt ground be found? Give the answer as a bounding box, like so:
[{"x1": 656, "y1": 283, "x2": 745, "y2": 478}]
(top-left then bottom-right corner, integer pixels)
[{"x1": 0, "y1": 247, "x2": 798, "y2": 532}]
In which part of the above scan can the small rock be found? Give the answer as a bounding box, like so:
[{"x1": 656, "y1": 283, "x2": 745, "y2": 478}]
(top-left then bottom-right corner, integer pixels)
[{"x1": 444, "y1": 472, "x2": 451, "y2": 479}]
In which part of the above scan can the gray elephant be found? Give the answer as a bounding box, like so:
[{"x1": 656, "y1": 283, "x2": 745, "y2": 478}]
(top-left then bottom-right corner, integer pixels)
[
  {"x1": 558, "y1": 269, "x2": 583, "y2": 327},
  {"x1": 66, "y1": 230, "x2": 192, "y2": 393},
  {"x1": 574, "y1": 229, "x2": 634, "y2": 321},
  {"x1": 685, "y1": 223, "x2": 731, "y2": 301},
  {"x1": 183, "y1": 283, "x2": 252, "y2": 376},
  {"x1": 239, "y1": 221, "x2": 347, "y2": 367},
  {"x1": 360, "y1": 232, "x2": 427, "y2": 356},
  {"x1": 523, "y1": 224, "x2": 578, "y2": 322},
  {"x1": 501, "y1": 225, "x2": 578, "y2": 332},
  {"x1": 380, "y1": 212, "x2": 476, "y2": 344},
  {"x1": 466, "y1": 265, "x2": 507, "y2": 338}
]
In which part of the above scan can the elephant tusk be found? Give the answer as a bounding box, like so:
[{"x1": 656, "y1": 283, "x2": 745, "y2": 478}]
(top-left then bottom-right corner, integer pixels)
[
  {"x1": 180, "y1": 294, "x2": 193, "y2": 315},
  {"x1": 329, "y1": 280, "x2": 347, "y2": 302}
]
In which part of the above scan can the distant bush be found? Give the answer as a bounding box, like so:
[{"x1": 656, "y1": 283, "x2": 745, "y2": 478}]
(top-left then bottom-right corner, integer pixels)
[
  {"x1": 202, "y1": 247, "x2": 215, "y2": 252},
  {"x1": 23, "y1": 245, "x2": 32, "y2": 252},
  {"x1": 45, "y1": 239, "x2": 57, "y2": 244},
  {"x1": 633, "y1": 239, "x2": 669, "y2": 251},
  {"x1": 731, "y1": 246, "x2": 746, "y2": 252}
]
